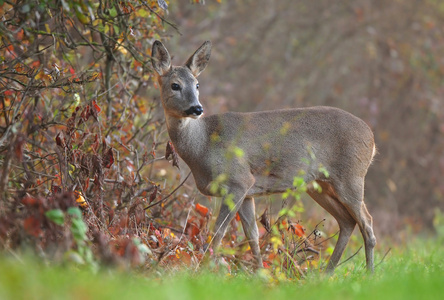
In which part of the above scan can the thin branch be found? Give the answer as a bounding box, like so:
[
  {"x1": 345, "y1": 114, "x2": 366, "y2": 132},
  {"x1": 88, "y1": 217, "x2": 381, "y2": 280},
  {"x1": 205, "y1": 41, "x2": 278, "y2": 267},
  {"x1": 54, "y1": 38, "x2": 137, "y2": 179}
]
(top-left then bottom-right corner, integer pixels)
[
  {"x1": 10, "y1": 163, "x2": 58, "y2": 179},
  {"x1": 337, "y1": 246, "x2": 363, "y2": 267},
  {"x1": 176, "y1": 198, "x2": 195, "y2": 244},
  {"x1": 375, "y1": 248, "x2": 392, "y2": 269},
  {"x1": 141, "y1": 3, "x2": 182, "y2": 35},
  {"x1": 314, "y1": 230, "x2": 339, "y2": 247},
  {"x1": 144, "y1": 171, "x2": 191, "y2": 210},
  {"x1": 0, "y1": 74, "x2": 98, "y2": 91}
]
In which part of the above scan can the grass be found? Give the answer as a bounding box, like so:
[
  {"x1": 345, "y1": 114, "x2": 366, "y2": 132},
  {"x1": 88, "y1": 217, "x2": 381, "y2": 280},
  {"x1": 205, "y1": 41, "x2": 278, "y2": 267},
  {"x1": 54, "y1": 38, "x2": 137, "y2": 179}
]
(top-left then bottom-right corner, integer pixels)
[{"x1": 0, "y1": 238, "x2": 443, "y2": 300}]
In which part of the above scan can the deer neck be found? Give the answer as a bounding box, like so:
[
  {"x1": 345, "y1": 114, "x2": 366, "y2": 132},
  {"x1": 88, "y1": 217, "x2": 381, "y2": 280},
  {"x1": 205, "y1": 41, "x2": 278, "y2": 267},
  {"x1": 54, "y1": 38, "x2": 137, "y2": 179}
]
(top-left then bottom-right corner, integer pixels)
[{"x1": 164, "y1": 114, "x2": 207, "y2": 162}]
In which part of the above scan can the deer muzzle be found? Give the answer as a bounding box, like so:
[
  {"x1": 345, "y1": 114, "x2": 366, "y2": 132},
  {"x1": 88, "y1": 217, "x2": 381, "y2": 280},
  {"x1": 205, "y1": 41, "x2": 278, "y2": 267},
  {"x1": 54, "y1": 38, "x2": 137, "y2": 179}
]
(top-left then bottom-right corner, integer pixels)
[{"x1": 185, "y1": 105, "x2": 204, "y2": 117}]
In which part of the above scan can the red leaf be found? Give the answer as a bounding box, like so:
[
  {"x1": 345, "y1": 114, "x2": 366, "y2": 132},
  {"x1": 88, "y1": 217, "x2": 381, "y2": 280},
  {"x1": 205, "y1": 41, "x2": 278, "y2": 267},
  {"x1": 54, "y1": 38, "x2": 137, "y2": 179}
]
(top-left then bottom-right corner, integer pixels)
[
  {"x1": 177, "y1": 250, "x2": 192, "y2": 266},
  {"x1": 165, "y1": 141, "x2": 180, "y2": 169},
  {"x1": 83, "y1": 178, "x2": 89, "y2": 191},
  {"x1": 260, "y1": 208, "x2": 271, "y2": 233},
  {"x1": 51, "y1": 184, "x2": 61, "y2": 194},
  {"x1": 149, "y1": 186, "x2": 158, "y2": 204},
  {"x1": 165, "y1": 141, "x2": 172, "y2": 159},
  {"x1": 21, "y1": 194, "x2": 39, "y2": 207},
  {"x1": 91, "y1": 134, "x2": 100, "y2": 153},
  {"x1": 195, "y1": 203, "x2": 209, "y2": 217},
  {"x1": 235, "y1": 212, "x2": 240, "y2": 221},
  {"x1": 288, "y1": 223, "x2": 305, "y2": 237},
  {"x1": 78, "y1": 105, "x2": 91, "y2": 123},
  {"x1": 24, "y1": 216, "x2": 42, "y2": 237},
  {"x1": 150, "y1": 142, "x2": 156, "y2": 158},
  {"x1": 89, "y1": 101, "x2": 100, "y2": 120},
  {"x1": 55, "y1": 132, "x2": 65, "y2": 148},
  {"x1": 102, "y1": 147, "x2": 114, "y2": 168},
  {"x1": 92, "y1": 100, "x2": 101, "y2": 113},
  {"x1": 13, "y1": 134, "x2": 25, "y2": 161},
  {"x1": 185, "y1": 218, "x2": 200, "y2": 242}
]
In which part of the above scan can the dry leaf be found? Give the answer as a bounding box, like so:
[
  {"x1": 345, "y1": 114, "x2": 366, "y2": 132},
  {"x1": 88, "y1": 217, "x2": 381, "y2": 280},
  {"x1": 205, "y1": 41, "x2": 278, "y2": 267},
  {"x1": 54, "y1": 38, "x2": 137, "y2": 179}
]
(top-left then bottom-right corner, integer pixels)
[{"x1": 195, "y1": 203, "x2": 209, "y2": 217}]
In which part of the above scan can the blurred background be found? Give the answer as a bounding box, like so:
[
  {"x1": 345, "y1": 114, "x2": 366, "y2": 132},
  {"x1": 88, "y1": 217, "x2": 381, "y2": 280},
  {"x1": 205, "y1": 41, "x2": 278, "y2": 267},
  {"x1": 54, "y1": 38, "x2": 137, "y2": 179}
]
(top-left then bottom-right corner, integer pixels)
[{"x1": 163, "y1": 0, "x2": 444, "y2": 236}]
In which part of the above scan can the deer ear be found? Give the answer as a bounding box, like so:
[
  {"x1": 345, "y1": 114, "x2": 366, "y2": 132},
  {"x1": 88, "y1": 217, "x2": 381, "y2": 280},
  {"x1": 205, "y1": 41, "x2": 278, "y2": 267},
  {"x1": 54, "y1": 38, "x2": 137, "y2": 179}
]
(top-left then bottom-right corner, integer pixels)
[
  {"x1": 185, "y1": 41, "x2": 211, "y2": 77},
  {"x1": 151, "y1": 40, "x2": 171, "y2": 76}
]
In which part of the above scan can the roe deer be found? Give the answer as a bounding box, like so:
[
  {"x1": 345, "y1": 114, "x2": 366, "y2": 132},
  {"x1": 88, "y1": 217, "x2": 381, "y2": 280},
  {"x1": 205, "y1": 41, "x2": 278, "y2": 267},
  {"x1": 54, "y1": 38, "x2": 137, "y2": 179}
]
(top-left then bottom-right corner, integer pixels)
[{"x1": 151, "y1": 40, "x2": 377, "y2": 273}]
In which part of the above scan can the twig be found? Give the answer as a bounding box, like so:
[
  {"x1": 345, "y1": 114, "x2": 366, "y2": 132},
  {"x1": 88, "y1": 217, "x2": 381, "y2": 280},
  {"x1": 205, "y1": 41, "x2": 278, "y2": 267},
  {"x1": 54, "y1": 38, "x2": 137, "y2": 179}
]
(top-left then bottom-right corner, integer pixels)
[
  {"x1": 127, "y1": 114, "x2": 154, "y2": 144},
  {"x1": 141, "y1": 2, "x2": 182, "y2": 35},
  {"x1": 314, "y1": 230, "x2": 339, "y2": 247},
  {"x1": 298, "y1": 255, "x2": 315, "y2": 265},
  {"x1": 296, "y1": 247, "x2": 319, "y2": 255},
  {"x1": 144, "y1": 171, "x2": 191, "y2": 210},
  {"x1": 289, "y1": 219, "x2": 326, "y2": 257},
  {"x1": 176, "y1": 198, "x2": 195, "y2": 245},
  {"x1": 10, "y1": 163, "x2": 58, "y2": 179},
  {"x1": 375, "y1": 247, "x2": 391, "y2": 269},
  {"x1": 156, "y1": 224, "x2": 186, "y2": 235},
  {"x1": 337, "y1": 246, "x2": 362, "y2": 267}
]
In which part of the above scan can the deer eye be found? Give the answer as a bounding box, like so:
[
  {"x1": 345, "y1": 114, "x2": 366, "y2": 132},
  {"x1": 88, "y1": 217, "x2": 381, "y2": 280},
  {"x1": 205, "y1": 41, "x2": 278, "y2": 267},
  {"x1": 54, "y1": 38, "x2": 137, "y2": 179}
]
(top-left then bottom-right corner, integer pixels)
[
  {"x1": 171, "y1": 83, "x2": 181, "y2": 91},
  {"x1": 196, "y1": 83, "x2": 199, "y2": 89}
]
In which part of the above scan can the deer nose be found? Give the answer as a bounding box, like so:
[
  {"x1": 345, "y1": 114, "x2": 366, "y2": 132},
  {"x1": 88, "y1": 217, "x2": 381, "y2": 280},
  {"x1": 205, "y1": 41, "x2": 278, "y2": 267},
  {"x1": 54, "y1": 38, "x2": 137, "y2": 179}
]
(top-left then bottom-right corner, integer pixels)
[{"x1": 185, "y1": 105, "x2": 204, "y2": 116}]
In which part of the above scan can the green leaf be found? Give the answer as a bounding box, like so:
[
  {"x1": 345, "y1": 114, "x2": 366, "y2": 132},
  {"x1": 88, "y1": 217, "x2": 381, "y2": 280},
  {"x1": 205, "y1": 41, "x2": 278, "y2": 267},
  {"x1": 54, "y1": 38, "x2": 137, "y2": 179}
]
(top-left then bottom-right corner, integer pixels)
[
  {"x1": 292, "y1": 176, "x2": 305, "y2": 188},
  {"x1": 67, "y1": 207, "x2": 82, "y2": 219},
  {"x1": 76, "y1": 10, "x2": 89, "y2": 25},
  {"x1": 138, "y1": 9, "x2": 148, "y2": 18},
  {"x1": 318, "y1": 165, "x2": 330, "y2": 178},
  {"x1": 109, "y1": 7, "x2": 118, "y2": 18},
  {"x1": 278, "y1": 207, "x2": 289, "y2": 217},
  {"x1": 233, "y1": 147, "x2": 244, "y2": 157},
  {"x1": 312, "y1": 181, "x2": 322, "y2": 193},
  {"x1": 113, "y1": 25, "x2": 120, "y2": 35},
  {"x1": 187, "y1": 241, "x2": 194, "y2": 251},
  {"x1": 45, "y1": 209, "x2": 65, "y2": 225},
  {"x1": 71, "y1": 218, "x2": 87, "y2": 241}
]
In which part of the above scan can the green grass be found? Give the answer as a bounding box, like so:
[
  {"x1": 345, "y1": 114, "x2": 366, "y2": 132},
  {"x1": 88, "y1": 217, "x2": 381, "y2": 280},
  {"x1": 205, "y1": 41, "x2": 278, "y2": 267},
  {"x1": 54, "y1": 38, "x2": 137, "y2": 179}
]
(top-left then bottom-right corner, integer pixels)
[{"x1": 0, "y1": 239, "x2": 443, "y2": 300}]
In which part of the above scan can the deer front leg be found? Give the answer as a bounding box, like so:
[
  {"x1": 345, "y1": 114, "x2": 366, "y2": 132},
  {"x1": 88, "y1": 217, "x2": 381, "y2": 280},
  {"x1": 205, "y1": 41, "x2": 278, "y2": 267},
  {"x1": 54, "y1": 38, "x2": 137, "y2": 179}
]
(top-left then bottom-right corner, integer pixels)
[
  {"x1": 238, "y1": 197, "x2": 263, "y2": 268},
  {"x1": 209, "y1": 184, "x2": 252, "y2": 254}
]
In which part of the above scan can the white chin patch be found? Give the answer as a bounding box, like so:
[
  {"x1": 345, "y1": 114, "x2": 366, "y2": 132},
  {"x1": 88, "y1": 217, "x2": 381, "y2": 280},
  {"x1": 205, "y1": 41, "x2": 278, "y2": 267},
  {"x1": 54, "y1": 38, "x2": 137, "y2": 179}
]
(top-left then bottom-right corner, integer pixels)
[{"x1": 189, "y1": 114, "x2": 202, "y2": 119}]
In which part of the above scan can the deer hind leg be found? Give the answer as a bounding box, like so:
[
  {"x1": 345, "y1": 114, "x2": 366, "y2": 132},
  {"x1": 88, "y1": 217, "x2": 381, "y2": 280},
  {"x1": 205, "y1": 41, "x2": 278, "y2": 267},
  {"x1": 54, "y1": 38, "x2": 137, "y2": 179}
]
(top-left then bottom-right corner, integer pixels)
[
  {"x1": 308, "y1": 182, "x2": 356, "y2": 273},
  {"x1": 335, "y1": 177, "x2": 376, "y2": 272},
  {"x1": 238, "y1": 197, "x2": 262, "y2": 268}
]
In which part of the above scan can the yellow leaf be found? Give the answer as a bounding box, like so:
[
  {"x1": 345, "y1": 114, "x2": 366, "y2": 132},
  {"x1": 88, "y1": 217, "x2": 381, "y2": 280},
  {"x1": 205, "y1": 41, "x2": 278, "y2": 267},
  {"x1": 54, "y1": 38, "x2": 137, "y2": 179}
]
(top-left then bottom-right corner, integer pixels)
[{"x1": 75, "y1": 192, "x2": 88, "y2": 208}]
